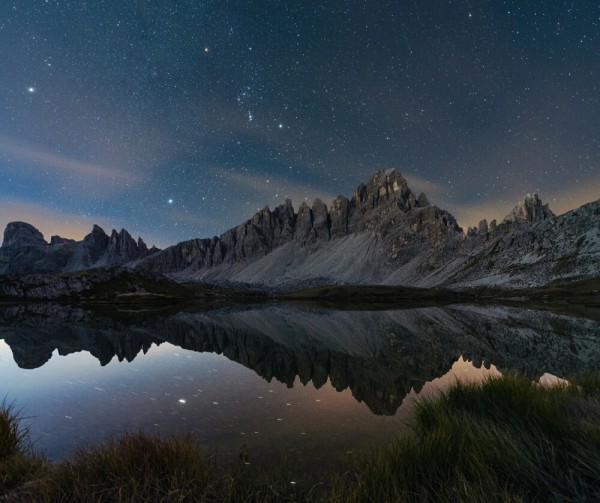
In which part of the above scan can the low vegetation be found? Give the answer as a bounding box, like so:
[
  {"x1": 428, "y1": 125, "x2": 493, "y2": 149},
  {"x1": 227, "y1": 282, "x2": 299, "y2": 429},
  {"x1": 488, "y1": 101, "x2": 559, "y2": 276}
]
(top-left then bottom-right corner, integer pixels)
[
  {"x1": 2, "y1": 374, "x2": 600, "y2": 501},
  {"x1": 473, "y1": 276, "x2": 600, "y2": 305},
  {"x1": 277, "y1": 284, "x2": 468, "y2": 310},
  {"x1": 278, "y1": 277, "x2": 600, "y2": 319}
]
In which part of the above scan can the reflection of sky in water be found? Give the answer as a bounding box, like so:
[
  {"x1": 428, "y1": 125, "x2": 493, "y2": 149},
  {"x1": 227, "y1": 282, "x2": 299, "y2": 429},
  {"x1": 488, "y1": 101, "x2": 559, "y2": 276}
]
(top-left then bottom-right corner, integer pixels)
[{"x1": 0, "y1": 339, "x2": 497, "y2": 472}]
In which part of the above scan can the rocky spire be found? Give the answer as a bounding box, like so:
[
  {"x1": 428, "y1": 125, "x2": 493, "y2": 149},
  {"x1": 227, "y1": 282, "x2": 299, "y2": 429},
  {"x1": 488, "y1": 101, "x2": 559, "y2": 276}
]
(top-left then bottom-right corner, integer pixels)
[
  {"x1": 83, "y1": 225, "x2": 110, "y2": 264},
  {"x1": 503, "y1": 194, "x2": 554, "y2": 224},
  {"x1": 137, "y1": 237, "x2": 149, "y2": 256},
  {"x1": 50, "y1": 235, "x2": 75, "y2": 245}
]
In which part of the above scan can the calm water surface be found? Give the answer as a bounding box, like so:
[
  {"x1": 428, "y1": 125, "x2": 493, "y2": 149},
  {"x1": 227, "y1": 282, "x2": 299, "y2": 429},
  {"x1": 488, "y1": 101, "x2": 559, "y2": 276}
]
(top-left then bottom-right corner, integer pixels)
[{"x1": 0, "y1": 302, "x2": 598, "y2": 474}]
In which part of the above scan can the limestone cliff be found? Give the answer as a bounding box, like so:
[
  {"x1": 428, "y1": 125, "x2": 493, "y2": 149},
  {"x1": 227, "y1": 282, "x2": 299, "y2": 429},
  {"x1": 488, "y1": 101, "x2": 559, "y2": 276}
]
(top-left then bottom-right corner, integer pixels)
[{"x1": 135, "y1": 168, "x2": 463, "y2": 285}]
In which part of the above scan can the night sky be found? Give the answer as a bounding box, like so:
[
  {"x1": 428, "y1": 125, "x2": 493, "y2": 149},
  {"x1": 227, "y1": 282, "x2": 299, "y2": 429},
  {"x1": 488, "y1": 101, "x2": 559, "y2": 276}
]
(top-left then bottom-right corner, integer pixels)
[{"x1": 1, "y1": 1, "x2": 598, "y2": 248}]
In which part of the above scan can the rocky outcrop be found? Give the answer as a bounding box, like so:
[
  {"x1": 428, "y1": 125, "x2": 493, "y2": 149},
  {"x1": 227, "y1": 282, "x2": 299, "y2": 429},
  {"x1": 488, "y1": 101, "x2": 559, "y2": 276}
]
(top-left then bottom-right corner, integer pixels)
[
  {"x1": 312, "y1": 198, "x2": 330, "y2": 241},
  {"x1": 504, "y1": 193, "x2": 554, "y2": 224},
  {"x1": 294, "y1": 202, "x2": 316, "y2": 245},
  {"x1": 107, "y1": 229, "x2": 145, "y2": 263},
  {"x1": 50, "y1": 235, "x2": 75, "y2": 245},
  {"x1": 330, "y1": 195, "x2": 350, "y2": 238},
  {"x1": 2, "y1": 221, "x2": 47, "y2": 248},
  {"x1": 137, "y1": 237, "x2": 149, "y2": 255},
  {"x1": 82, "y1": 225, "x2": 110, "y2": 265}
]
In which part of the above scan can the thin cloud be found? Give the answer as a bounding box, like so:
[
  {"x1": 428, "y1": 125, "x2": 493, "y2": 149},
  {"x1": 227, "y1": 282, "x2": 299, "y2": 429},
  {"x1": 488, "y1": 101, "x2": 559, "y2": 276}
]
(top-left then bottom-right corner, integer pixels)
[
  {"x1": 214, "y1": 170, "x2": 339, "y2": 210},
  {"x1": 402, "y1": 171, "x2": 447, "y2": 201},
  {"x1": 0, "y1": 136, "x2": 138, "y2": 184}
]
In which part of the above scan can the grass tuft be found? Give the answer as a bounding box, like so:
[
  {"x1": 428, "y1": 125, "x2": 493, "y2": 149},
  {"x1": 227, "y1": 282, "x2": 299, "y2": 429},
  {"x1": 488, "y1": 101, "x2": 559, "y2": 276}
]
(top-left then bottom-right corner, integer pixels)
[
  {"x1": 0, "y1": 402, "x2": 26, "y2": 461},
  {"x1": 45, "y1": 433, "x2": 226, "y2": 501},
  {"x1": 0, "y1": 402, "x2": 47, "y2": 496}
]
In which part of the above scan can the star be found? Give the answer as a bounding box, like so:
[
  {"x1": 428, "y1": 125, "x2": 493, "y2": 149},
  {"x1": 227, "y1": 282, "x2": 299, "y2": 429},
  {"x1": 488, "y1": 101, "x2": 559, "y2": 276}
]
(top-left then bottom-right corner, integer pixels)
[
  {"x1": 168, "y1": 198, "x2": 173, "y2": 204},
  {"x1": 28, "y1": 87, "x2": 35, "y2": 93}
]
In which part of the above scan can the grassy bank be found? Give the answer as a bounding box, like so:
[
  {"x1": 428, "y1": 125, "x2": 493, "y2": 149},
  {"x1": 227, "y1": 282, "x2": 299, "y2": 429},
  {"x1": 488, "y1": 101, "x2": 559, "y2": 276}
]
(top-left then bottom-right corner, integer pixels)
[
  {"x1": 2, "y1": 374, "x2": 600, "y2": 501},
  {"x1": 331, "y1": 373, "x2": 600, "y2": 502}
]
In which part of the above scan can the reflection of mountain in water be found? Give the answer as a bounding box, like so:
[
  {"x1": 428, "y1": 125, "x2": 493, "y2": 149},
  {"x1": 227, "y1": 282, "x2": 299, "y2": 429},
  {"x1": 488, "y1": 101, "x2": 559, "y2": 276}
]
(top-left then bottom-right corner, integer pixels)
[{"x1": 1, "y1": 303, "x2": 599, "y2": 415}]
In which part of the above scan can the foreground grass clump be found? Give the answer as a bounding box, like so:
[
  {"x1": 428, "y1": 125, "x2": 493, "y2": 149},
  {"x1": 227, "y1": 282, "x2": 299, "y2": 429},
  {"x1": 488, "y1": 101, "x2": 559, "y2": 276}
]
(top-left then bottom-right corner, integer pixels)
[
  {"x1": 0, "y1": 403, "x2": 47, "y2": 496},
  {"x1": 2, "y1": 374, "x2": 600, "y2": 502},
  {"x1": 47, "y1": 434, "x2": 226, "y2": 501},
  {"x1": 50, "y1": 435, "x2": 314, "y2": 502},
  {"x1": 2, "y1": 430, "x2": 229, "y2": 501},
  {"x1": 1, "y1": 429, "x2": 318, "y2": 502},
  {"x1": 331, "y1": 374, "x2": 600, "y2": 502}
]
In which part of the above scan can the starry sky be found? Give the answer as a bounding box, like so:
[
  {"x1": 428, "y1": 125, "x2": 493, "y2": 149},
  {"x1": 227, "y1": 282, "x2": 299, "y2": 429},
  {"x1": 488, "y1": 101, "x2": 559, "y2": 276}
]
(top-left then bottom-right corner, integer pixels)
[{"x1": 1, "y1": 1, "x2": 598, "y2": 248}]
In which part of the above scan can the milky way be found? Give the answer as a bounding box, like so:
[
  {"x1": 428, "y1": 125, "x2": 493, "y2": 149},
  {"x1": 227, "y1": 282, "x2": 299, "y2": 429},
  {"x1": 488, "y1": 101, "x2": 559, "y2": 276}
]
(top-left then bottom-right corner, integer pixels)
[{"x1": 1, "y1": 1, "x2": 598, "y2": 247}]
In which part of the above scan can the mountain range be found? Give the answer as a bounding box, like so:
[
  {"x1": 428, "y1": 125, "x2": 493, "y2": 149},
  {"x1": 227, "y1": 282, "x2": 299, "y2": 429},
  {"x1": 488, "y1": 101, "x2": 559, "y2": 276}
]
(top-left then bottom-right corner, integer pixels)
[{"x1": 1, "y1": 168, "x2": 598, "y2": 291}]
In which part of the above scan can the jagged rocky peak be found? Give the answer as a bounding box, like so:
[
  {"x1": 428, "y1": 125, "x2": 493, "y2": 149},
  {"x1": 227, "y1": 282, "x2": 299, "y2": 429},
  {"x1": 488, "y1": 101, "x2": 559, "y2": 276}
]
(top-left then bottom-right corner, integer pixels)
[
  {"x1": 352, "y1": 168, "x2": 425, "y2": 212},
  {"x1": 312, "y1": 198, "x2": 330, "y2": 241},
  {"x1": 330, "y1": 195, "x2": 350, "y2": 237},
  {"x1": 84, "y1": 225, "x2": 109, "y2": 247},
  {"x1": 147, "y1": 245, "x2": 160, "y2": 255},
  {"x1": 109, "y1": 228, "x2": 136, "y2": 258},
  {"x1": 294, "y1": 201, "x2": 315, "y2": 244},
  {"x1": 107, "y1": 228, "x2": 154, "y2": 262},
  {"x1": 82, "y1": 225, "x2": 110, "y2": 264},
  {"x1": 367, "y1": 169, "x2": 391, "y2": 202},
  {"x1": 386, "y1": 168, "x2": 410, "y2": 194},
  {"x1": 359, "y1": 169, "x2": 395, "y2": 208},
  {"x1": 85, "y1": 224, "x2": 109, "y2": 244},
  {"x1": 137, "y1": 237, "x2": 149, "y2": 255},
  {"x1": 466, "y1": 219, "x2": 489, "y2": 238},
  {"x1": 272, "y1": 198, "x2": 295, "y2": 224},
  {"x1": 2, "y1": 221, "x2": 47, "y2": 248},
  {"x1": 504, "y1": 193, "x2": 554, "y2": 224},
  {"x1": 271, "y1": 199, "x2": 296, "y2": 246}
]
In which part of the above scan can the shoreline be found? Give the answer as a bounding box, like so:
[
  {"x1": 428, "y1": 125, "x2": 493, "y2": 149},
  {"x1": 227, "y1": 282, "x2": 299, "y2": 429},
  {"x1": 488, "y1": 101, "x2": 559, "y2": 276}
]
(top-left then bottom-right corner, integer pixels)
[{"x1": 2, "y1": 373, "x2": 600, "y2": 501}]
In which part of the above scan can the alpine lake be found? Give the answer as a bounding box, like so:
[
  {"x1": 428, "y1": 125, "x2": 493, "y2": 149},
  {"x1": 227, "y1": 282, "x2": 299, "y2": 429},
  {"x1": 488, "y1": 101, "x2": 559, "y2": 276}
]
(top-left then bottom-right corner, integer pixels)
[{"x1": 1, "y1": 299, "x2": 599, "y2": 479}]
